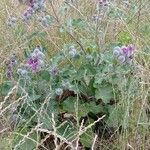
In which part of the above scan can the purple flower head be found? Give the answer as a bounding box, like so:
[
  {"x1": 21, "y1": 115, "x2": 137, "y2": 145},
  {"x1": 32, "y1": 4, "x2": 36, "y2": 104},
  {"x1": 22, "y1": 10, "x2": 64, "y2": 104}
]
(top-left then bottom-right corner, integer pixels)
[
  {"x1": 121, "y1": 44, "x2": 135, "y2": 58},
  {"x1": 27, "y1": 46, "x2": 45, "y2": 72},
  {"x1": 27, "y1": 56, "x2": 39, "y2": 72}
]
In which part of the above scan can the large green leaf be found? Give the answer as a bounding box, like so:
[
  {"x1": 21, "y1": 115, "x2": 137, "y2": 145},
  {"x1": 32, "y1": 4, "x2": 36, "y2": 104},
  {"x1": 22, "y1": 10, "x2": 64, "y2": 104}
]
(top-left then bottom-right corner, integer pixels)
[
  {"x1": 79, "y1": 101, "x2": 104, "y2": 117},
  {"x1": 95, "y1": 85, "x2": 113, "y2": 104},
  {"x1": 62, "y1": 97, "x2": 76, "y2": 113}
]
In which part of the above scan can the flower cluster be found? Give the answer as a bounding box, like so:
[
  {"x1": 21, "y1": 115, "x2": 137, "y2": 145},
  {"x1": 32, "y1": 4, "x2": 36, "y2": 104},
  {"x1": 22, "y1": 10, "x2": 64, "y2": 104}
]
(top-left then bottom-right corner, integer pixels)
[
  {"x1": 27, "y1": 46, "x2": 45, "y2": 72},
  {"x1": 22, "y1": 0, "x2": 46, "y2": 22},
  {"x1": 5, "y1": 54, "x2": 17, "y2": 78},
  {"x1": 113, "y1": 44, "x2": 135, "y2": 64}
]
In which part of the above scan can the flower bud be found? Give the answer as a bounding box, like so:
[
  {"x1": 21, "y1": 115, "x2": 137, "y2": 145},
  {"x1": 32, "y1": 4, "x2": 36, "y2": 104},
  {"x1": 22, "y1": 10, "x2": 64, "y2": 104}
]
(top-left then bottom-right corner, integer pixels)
[
  {"x1": 50, "y1": 66, "x2": 59, "y2": 76},
  {"x1": 118, "y1": 55, "x2": 126, "y2": 64},
  {"x1": 7, "y1": 17, "x2": 17, "y2": 27},
  {"x1": 55, "y1": 88, "x2": 63, "y2": 96},
  {"x1": 113, "y1": 49, "x2": 120, "y2": 57},
  {"x1": 17, "y1": 69, "x2": 28, "y2": 77},
  {"x1": 69, "y1": 50, "x2": 77, "y2": 58}
]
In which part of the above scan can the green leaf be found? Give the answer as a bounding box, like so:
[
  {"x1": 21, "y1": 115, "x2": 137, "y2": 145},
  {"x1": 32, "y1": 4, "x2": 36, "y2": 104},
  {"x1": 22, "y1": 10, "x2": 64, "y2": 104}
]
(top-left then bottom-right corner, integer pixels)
[
  {"x1": 62, "y1": 97, "x2": 76, "y2": 113},
  {"x1": 93, "y1": 74, "x2": 104, "y2": 86},
  {"x1": 95, "y1": 85, "x2": 113, "y2": 104},
  {"x1": 79, "y1": 102, "x2": 103, "y2": 117}
]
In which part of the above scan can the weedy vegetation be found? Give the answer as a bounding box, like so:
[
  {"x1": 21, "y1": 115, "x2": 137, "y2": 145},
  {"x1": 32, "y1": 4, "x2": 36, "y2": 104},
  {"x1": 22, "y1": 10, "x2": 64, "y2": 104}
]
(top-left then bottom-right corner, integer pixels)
[{"x1": 0, "y1": 0, "x2": 150, "y2": 149}]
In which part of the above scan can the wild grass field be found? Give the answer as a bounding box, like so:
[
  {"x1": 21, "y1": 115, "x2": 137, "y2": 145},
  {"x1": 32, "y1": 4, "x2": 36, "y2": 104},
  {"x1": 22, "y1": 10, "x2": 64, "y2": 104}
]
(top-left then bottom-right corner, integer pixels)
[{"x1": 0, "y1": 0, "x2": 150, "y2": 149}]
